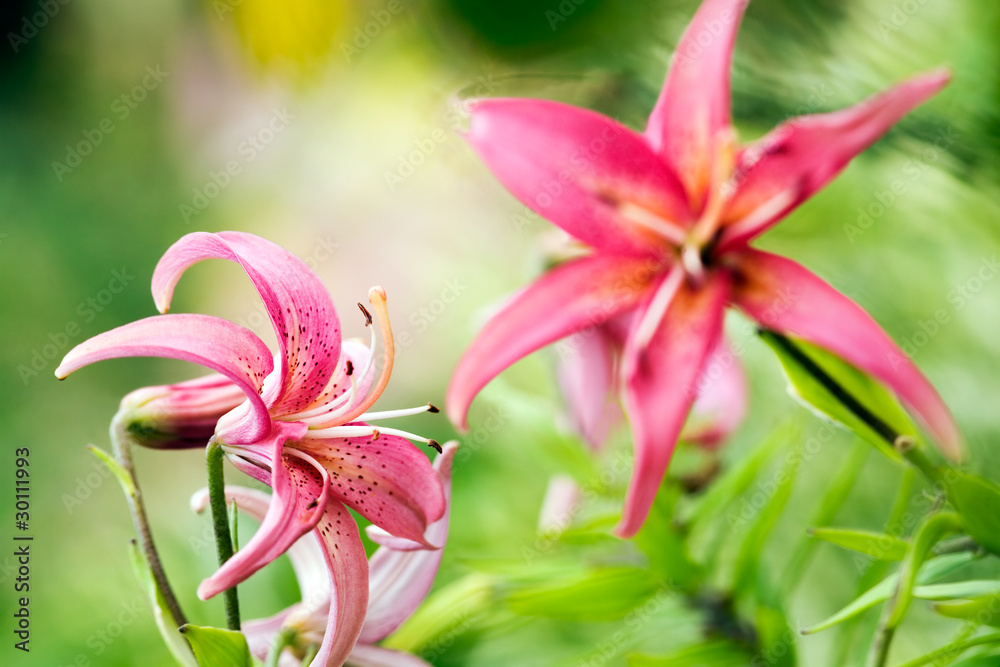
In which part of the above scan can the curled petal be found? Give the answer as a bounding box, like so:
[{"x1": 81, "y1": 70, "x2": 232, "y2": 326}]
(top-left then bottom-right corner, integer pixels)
[
  {"x1": 447, "y1": 254, "x2": 662, "y2": 430},
  {"x1": 730, "y1": 249, "x2": 962, "y2": 460},
  {"x1": 190, "y1": 484, "x2": 329, "y2": 602},
  {"x1": 197, "y1": 421, "x2": 327, "y2": 600},
  {"x1": 241, "y1": 607, "x2": 294, "y2": 663},
  {"x1": 151, "y1": 231, "x2": 343, "y2": 415},
  {"x1": 56, "y1": 314, "x2": 273, "y2": 444},
  {"x1": 618, "y1": 271, "x2": 731, "y2": 537},
  {"x1": 309, "y1": 502, "x2": 370, "y2": 667},
  {"x1": 296, "y1": 432, "x2": 446, "y2": 546},
  {"x1": 466, "y1": 98, "x2": 692, "y2": 254},
  {"x1": 680, "y1": 338, "x2": 748, "y2": 449},
  {"x1": 646, "y1": 0, "x2": 748, "y2": 204},
  {"x1": 719, "y1": 69, "x2": 950, "y2": 250},
  {"x1": 359, "y1": 442, "x2": 458, "y2": 644}
]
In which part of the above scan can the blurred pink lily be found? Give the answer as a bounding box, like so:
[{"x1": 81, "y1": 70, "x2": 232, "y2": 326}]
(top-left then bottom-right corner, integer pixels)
[
  {"x1": 557, "y1": 316, "x2": 747, "y2": 452},
  {"x1": 190, "y1": 441, "x2": 459, "y2": 666},
  {"x1": 57, "y1": 232, "x2": 446, "y2": 664},
  {"x1": 447, "y1": 0, "x2": 962, "y2": 537}
]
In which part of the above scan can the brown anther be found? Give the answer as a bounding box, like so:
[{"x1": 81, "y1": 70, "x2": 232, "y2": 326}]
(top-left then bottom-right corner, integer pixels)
[
  {"x1": 345, "y1": 360, "x2": 354, "y2": 376},
  {"x1": 427, "y1": 403, "x2": 440, "y2": 414},
  {"x1": 428, "y1": 439, "x2": 443, "y2": 453},
  {"x1": 358, "y1": 303, "x2": 373, "y2": 326},
  {"x1": 371, "y1": 429, "x2": 381, "y2": 441}
]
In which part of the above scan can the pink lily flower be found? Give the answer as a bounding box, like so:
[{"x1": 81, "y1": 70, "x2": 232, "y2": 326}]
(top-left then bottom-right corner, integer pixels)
[
  {"x1": 189, "y1": 441, "x2": 459, "y2": 666},
  {"x1": 447, "y1": 0, "x2": 962, "y2": 538},
  {"x1": 57, "y1": 232, "x2": 446, "y2": 664}
]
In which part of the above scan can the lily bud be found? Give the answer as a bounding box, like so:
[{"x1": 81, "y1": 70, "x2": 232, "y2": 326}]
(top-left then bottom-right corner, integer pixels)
[{"x1": 116, "y1": 374, "x2": 246, "y2": 449}]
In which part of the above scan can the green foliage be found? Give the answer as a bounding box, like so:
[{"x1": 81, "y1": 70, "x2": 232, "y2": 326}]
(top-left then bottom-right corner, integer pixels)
[
  {"x1": 942, "y1": 470, "x2": 1000, "y2": 556},
  {"x1": 177, "y1": 625, "x2": 253, "y2": 667},
  {"x1": 505, "y1": 567, "x2": 664, "y2": 622},
  {"x1": 759, "y1": 332, "x2": 912, "y2": 461},
  {"x1": 808, "y1": 528, "x2": 908, "y2": 562}
]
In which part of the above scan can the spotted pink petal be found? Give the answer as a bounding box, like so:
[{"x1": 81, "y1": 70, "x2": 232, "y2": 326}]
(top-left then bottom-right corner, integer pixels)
[
  {"x1": 618, "y1": 271, "x2": 730, "y2": 537},
  {"x1": 556, "y1": 324, "x2": 622, "y2": 451},
  {"x1": 719, "y1": 69, "x2": 951, "y2": 250},
  {"x1": 301, "y1": 339, "x2": 378, "y2": 415},
  {"x1": 359, "y1": 442, "x2": 457, "y2": 644},
  {"x1": 465, "y1": 98, "x2": 692, "y2": 254},
  {"x1": 296, "y1": 432, "x2": 446, "y2": 546},
  {"x1": 151, "y1": 231, "x2": 343, "y2": 416},
  {"x1": 190, "y1": 485, "x2": 330, "y2": 604},
  {"x1": 309, "y1": 501, "x2": 370, "y2": 667},
  {"x1": 197, "y1": 421, "x2": 329, "y2": 600},
  {"x1": 347, "y1": 645, "x2": 433, "y2": 667},
  {"x1": 447, "y1": 254, "x2": 662, "y2": 430},
  {"x1": 680, "y1": 338, "x2": 748, "y2": 449},
  {"x1": 55, "y1": 313, "x2": 273, "y2": 445},
  {"x1": 730, "y1": 249, "x2": 963, "y2": 460},
  {"x1": 645, "y1": 0, "x2": 748, "y2": 205}
]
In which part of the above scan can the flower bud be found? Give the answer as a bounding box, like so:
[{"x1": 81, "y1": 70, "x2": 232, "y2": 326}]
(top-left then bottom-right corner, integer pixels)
[{"x1": 116, "y1": 374, "x2": 246, "y2": 449}]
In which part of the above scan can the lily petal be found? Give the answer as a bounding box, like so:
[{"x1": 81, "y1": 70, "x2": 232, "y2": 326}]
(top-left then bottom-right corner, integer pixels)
[
  {"x1": 197, "y1": 421, "x2": 327, "y2": 600},
  {"x1": 190, "y1": 485, "x2": 330, "y2": 605},
  {"x1": 730, "y1": 249, "x2": 962, "y2": 460},
  {"x1": 151, "y1": 231, "x2": 343, "y2": 415},
  {"x1": 347, "y1": 644, "x2": 433, "y2": 667},
  {"x1": 359, "y1": 442, "x2": 457, "y2": 644},
  {"x1": 719, "y1": 69, "x2": 950, "y2": 250},
  {"x1": 556, "y1": 324, "x2": 622, "y2": 451},
  {"x1": 618, "y1": 271, "x2": 731, "y2": 537},
  {"x1": 646, "y1": 0, "x2": 748, "y2": 204},
  {"x1": 309, "y1": 501, "x2": 370, "y2": 667},
  {"x1": 681, "y1": 337, "x2": 748, "y2": 449},
  {"x1": 241, "y1": 607, "x2": 294, "y2": 663},
  {"x1": 466, "y1": 98, "x2": 692, "y2": 254},
  {"x1": 56, "y1": 313, "x2": 273, "y2": 444},
  {"x1": 447, "y1": 254, "x2": 661, "y2": 430},
  {"x1": 296, "y1": 432, "x2": 446, "y2": 546}
]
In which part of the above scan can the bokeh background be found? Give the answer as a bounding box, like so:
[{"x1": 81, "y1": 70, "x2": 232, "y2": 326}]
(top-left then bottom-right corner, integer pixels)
[{"x1": 2, "y1": 0, "x2": 1000, "y2": 664}]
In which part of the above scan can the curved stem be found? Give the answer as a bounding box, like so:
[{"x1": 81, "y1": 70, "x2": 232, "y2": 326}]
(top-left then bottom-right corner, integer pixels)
[
  {"x1": 206, "y1": 441, "x2": 240, "y2": 630},
  {"x1": 110, "y1": 415, "x2": 187, "y2": 628}
]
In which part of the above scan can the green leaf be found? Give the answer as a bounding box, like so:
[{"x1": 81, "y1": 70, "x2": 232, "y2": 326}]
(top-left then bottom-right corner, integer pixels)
[
  {"x1": 755, "y1": 604, "x2": 797, "y2": 667},
  {"x1": 128, "y1": 542, "x2": 198, "y2": 667},
  {"x1": 635, "y1": 486, "x2": 702, "y2": 594},
  {"x1": 384, "y1": 574, "x2": 494, "y2": 653},
  {"x1": 179, "y1": 625, "x2": 252, "y2": 667},
  {"x1": 801, "y1": 552, "x2": 976, "y2": 634},
  {"x1": 506, "y1": 567, "x2": 662, "y2": 621},
  {"x1": 809, "y1": 528, "x2": 908, "y2": 561},
  {"x1": 88, "y1": 445, "x2": 136, "y2": 497},
  {"x1": 894, "y1": 633, "x2": 1000, "y2": 667},
  {"x1": 759, "y1": 332, "x2": 911, "y2": 461},
  {"x1": 942, "y1": 470, "x2": 1000, "y2": 556},
  {"x1": 934, "y1": 590, "x2": 1000, "y2": 627}
]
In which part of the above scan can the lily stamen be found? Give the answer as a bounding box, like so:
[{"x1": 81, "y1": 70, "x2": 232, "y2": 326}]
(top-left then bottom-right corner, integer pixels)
[{"x1": 303, "y1": 423, "x2": 438, "y2": 446}]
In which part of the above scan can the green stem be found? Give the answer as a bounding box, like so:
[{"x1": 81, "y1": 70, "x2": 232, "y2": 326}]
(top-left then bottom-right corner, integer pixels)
[
  {"x1": 895, "y1": 632, "x2": 1000, "y2": 667},
  {"x1": 264, "y1": 628, "x2": 297, "y2": 667},
  {"x1": 110, "y1": 416, "x2": 187, "y2": 628},
  {"x1": 206, "y1": 441, "x2": 240, "y2": 630}
]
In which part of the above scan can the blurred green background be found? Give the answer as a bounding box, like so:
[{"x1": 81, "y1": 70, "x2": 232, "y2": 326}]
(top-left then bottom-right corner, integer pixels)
[{"x1": 2, "y1": 0, "x2": 1000, "y2": 664}]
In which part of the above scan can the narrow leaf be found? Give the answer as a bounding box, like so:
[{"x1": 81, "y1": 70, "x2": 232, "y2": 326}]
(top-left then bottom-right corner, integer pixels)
[
  {"x1": 942, "y1": 470, "x2": 1000, "y2": 556},
  {"x1": 760, "y1": 332, "x2": 911, "y2": 461},
  {"x1": 809, "y1": 528, "x2": 908, "y2": 561},
  {"x1": 506, "y1": 567, "x2": 661, "y2": 621},
  {"x1": 129, "y1": 542, "x2": 198, "y2": 667}
]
